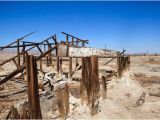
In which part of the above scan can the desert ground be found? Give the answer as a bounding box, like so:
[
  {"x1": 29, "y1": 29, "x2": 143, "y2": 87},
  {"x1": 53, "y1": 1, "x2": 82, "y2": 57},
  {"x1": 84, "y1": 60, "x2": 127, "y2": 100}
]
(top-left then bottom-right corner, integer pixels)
[{"x1": 0, "y1": 53, "x2": 160, "y2": 119}]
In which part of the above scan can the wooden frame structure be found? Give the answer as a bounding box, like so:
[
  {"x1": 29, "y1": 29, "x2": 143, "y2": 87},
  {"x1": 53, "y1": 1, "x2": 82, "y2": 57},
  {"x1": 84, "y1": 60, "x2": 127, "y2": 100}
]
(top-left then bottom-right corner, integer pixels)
[{"x1": 0, "y1": 32, "x2": 130, "y2": 118}]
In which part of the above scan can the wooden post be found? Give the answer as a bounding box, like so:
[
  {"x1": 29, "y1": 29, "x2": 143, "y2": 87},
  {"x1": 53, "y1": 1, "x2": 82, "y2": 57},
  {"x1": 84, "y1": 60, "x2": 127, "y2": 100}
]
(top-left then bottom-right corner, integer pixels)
[
  {"x1": 25, "y1": 55, "x2": 42, "y2": 119},
  {"x1": 72, "y1": 37, "x2": 74, "y2": 45},
  {"x1": 66, "y1": 35, "x2": 69, "y2": 44},
  {"x1": 56, "y1": 84, "x2": 69, "y2": 117},
  {"x1": 57, "y1": 57, "x2": 60, "y2": 74},
  {"x1": 40, "y1": 59, "x2": 42, "y2": 71},
  {"x1": 44, "y1": 44, "x2": 48, "y2": 67},
  {"x1": 76, "y1": 38, "x2": 79, "y2": 66},
  {"x1": 60, "y1": 57, "x2": 63, "y2": 74},
  {"x1": 46, "y1": 56, "x2": 49, "y2": 67},
  {"x1": 69, "y1": 57, "x2": 72, "y2": 80},
  {"x1": 22, "y1": 42, "x2": 25, "y2": 64},
  {"x1": 102, "y1": 76, "x2": 107, "y2": 99},
  {"x1": 17, "y1": 39, "x2": 20, "y2": 66},
  {"x1": 81, "y1": 56, "x2": 99, "y2": 115},
  {"x1": 90, "y1": 55, "x2": 99, "y2": 115},
  {"x1": 48, "y1": 44, "x2": 52, "y2": 66}
]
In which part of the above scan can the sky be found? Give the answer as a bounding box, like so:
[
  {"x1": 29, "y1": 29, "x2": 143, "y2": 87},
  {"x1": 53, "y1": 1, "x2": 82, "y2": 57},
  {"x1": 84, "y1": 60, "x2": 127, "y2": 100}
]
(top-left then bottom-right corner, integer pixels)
[{"x1": 0, "y1": 1, "x2": 160, "y2": 53}]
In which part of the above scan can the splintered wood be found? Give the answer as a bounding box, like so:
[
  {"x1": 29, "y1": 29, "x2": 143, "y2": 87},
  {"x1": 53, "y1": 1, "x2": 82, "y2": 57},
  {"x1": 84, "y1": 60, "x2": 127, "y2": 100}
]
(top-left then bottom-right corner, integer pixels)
[
  {"x1": 56, "y1": 84, "x2": 69, "y2": 118},
  {"x1": 6, "y1": 105, "x2": 20, "y2": 119},
  {"x1": 6, "y1": 102, "x2": 33, "y2": 119},
  {"x1": 117, "y1": 56, "x2": 130, "y2": 78},
  {"x1": 81, "y1": 56, "x2": 100, "y2": 115}
]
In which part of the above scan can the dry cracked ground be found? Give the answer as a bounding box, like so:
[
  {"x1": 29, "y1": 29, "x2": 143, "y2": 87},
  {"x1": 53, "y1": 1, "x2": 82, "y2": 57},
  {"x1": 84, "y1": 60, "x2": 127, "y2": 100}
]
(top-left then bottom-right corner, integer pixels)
[{"x1": 0, "y1": 53, "x2": 160, "y2": 119}]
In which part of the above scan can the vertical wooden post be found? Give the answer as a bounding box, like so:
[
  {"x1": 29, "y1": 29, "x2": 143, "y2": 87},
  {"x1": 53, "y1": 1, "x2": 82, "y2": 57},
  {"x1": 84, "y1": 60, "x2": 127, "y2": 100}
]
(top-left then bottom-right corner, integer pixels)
[
  {"x1": 72, "y1": 37, "x2": 74, "y2": 45},
  {"x1": 44, "y1": 44, "x2": 46, "y2": 52},
  {"x1": 22, "y1": 42, "x2": 25, "y2": 64},
  {"x1": 102, "y1": 76, "x2": 107, "y2": 99},
  {"x1": 40, "y1": 59, "x2": 42, "y2": 71},
  {"x1": 57, "y1": 57, "x2": 60, "y2": 74},
  {"x1": 90, "y1": 55, "x2": 99, "y2": 115},
  {"x1": 48, "y1": 44, "x2": 52, "y2": 66},
  {"x1": 44, "y1": 44, "x2": 48, "y2": 67},
  {"x1": 81, "y1": 55, "x2": 99, "y2": 114},
  {"x1": 17, "y1": 39, "x2": 20, "y2": 66},
  {"x1": 76, "y1": 38, "x2": 79, "y2": 66},
  {"x1": 25, "y1": 55, "x2": 42, "y2": 119},
  {"x1": 59, "y1": 57, "x2": 63, "y2": 74},
  {"x1": 69, "y1": 57, "x2": 72, "y2": 80},
  {"x1": 66, "y1": 35, "x2": 69, "y2": 44}
]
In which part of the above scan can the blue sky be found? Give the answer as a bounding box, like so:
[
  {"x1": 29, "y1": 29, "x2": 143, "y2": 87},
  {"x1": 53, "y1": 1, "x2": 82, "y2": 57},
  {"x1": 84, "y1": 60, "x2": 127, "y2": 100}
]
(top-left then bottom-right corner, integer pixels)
[{"x1": 0, "y1": 1, "x2": 160, "y2": 53}]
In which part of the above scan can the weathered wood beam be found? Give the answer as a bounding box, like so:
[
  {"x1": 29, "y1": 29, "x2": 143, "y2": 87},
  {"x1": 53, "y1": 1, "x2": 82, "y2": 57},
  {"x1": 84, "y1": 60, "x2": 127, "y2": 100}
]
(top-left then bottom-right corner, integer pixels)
[
  {"x1": 61, "y1": 32, "x2": 89, "y2": 44},
  {"x1": 0, "y1": 45, "x2": 57, "y2": 85},
  {"x1": 25, "y1": 55, "x2": 42, "y2": 119},
  {"x1": 104, "y1": 50, "x2": 126, "y2": 65}
]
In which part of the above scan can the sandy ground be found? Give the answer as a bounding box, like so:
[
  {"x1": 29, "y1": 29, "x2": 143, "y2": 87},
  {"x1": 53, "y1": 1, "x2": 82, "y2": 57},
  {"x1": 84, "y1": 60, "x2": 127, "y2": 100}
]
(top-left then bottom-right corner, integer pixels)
[{"x1": 0, "y1": 54, "x2": 160, "y2": 119}]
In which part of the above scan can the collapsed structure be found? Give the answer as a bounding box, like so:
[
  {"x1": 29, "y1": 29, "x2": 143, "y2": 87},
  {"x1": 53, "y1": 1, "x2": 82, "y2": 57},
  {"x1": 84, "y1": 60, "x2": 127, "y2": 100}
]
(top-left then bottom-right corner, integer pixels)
[{"x1": 0, "y1": 32, "x2": 130, "y2": 119}]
